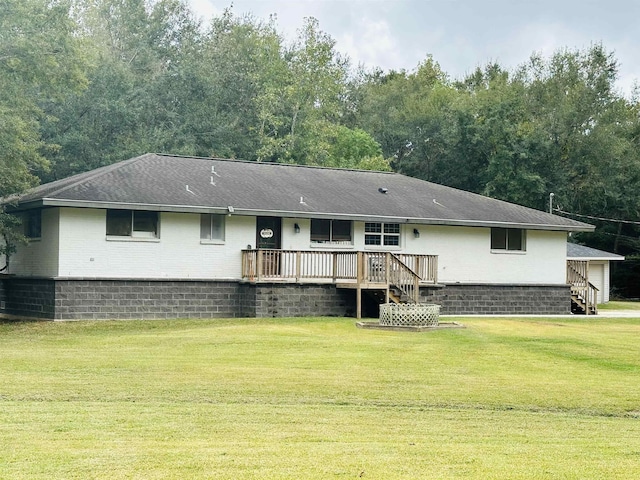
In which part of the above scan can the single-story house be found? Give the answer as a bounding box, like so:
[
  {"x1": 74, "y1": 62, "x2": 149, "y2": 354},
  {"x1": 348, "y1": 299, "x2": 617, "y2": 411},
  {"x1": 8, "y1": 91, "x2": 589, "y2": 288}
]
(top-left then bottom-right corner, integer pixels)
[
  {"x1": 0, "y1": 153, "x2": 594, "y2": 320},
  {"x1": 567, "y1": 243, "x2": 624, "y2": 308}
]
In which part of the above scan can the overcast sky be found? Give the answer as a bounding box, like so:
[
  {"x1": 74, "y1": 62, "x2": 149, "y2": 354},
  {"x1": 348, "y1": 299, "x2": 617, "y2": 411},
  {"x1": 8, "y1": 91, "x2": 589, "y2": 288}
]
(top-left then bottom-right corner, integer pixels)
[{"x1": 187, "y1": 0, "x2": 639, "y2": 97}]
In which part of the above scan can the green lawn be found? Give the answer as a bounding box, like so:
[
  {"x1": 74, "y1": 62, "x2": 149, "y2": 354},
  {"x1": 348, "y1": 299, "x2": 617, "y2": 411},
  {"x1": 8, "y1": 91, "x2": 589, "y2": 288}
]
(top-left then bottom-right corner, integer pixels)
[
  {"x1": 599, "y1": 300, "x2": 640, "y2": 310},
  {"x1": 2, "y1": 316, "x2": 640, "y2": 479}
]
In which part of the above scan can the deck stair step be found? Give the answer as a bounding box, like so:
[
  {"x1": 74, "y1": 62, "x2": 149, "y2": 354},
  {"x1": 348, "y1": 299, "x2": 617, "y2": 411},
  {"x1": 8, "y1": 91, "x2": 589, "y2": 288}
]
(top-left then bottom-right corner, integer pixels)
[
  {"x1": 567, "y1": 260, "x2": 598, "y2": 315},
  {"x1": 389, "y1": 287, "x2": 412, "y2": 304},
  {"x1": 571, "y1": 293, "x2": 596, "y2": 315},
  {"x1": 388, "y1": 289, "x2": 403, "y2": 304}
]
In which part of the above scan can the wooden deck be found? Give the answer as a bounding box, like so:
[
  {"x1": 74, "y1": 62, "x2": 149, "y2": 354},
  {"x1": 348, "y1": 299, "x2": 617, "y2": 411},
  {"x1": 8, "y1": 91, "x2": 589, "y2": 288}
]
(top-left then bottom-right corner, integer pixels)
[
  {"x1": 241, "y1": 249, "x2": 438, "y2": 318},
  {"x1": 241, "y1": 251, "x2": 594, "y2": 316}
]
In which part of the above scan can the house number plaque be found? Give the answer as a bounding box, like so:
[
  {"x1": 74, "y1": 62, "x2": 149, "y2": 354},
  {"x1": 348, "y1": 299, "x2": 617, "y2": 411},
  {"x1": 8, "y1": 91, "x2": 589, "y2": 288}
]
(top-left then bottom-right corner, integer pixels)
[{"x1": 260, "y1": 228, "x2": 274, "y2": 238}]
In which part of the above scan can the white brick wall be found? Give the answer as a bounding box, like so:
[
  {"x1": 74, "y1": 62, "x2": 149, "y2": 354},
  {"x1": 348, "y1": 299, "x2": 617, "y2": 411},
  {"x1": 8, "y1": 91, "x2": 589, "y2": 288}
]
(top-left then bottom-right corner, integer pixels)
[
  {"x1": 9, "y1": 208, "x2": 59, "y2": 276},
  {"x1": 270, "y1": 220, "x2": 567, "y2": 285},
  {"x1": 9, "y1": 206, "x2": 568, "y2": 285},
  {"x1": 57, "y1": 208, "x2": 255, "y2": 279},
  {"x1": 408, "y1": 225, "x2": 567, "y2": 284}
]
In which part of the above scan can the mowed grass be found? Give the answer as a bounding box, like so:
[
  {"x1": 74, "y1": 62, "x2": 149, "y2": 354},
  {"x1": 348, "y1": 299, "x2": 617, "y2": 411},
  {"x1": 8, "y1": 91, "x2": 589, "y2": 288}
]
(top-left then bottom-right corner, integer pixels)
[
  {"x1": 2, "y1": 316, "x2": 640, "y2": 479},
  {"x1": 599, "y1": 300, "x2": 640, "y2": 310}
]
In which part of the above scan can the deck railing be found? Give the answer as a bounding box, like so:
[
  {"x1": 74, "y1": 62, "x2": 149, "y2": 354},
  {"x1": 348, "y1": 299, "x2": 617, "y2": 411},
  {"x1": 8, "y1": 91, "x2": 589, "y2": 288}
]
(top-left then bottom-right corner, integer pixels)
[
  {"x1": 567, "y1": 259, "x2": 598, "y2": 315},
  {"x1": 242, "y1": 249, "x2": 438, "y2": 287},
  {"x1": 388, "y1": 254, "x2": 421, "y2": 303}
]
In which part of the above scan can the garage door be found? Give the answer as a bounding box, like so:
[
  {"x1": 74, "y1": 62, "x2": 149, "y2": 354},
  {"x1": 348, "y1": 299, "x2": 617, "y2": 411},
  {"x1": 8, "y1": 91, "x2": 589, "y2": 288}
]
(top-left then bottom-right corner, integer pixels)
[{"x1": 589, "y1": 262, "x2": 605, "y2": 304}]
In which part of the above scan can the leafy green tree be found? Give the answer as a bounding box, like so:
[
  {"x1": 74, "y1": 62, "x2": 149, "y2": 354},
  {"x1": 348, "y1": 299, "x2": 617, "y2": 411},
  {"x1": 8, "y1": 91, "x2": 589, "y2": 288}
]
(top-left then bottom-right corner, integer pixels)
[
  {"x1": 0, "y1": 0, "x2": 87, "y2": 259},
  {"x1": 354, "y1": 57, "x2": 471, "y2": 185},
  {"x1": 517, "y1": 46, "x2": 640, "y2": 216},
  {"x1": 193, "y1": 9, "x2": 286, "y2": 160},
  {"x1": 456, "y1": 65, "x2": 549, "y2": 208},
  {"x1": 323, "y1": 125, "x2": 383, "y2": 168},
  {"x1": 39, "y1": 0, "x2": 202, "y2": 180},
  {"x1": 257, "y1": 17, "x2": 351, "y2": 164}
]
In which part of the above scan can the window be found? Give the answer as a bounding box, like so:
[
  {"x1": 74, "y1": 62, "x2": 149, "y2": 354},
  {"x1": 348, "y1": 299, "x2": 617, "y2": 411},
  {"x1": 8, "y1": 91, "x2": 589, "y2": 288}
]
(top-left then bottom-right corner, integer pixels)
[
  {"x1": 23, "y1": 210, "x2": 42, "y2": 239},
  {"x1": 200, "y1": 214, "x2": 225, "y2": 241},
  {"x1": 310, "y1": 219, "x2": 352, "y2": 244},
  {"x1": 106, "y1": 210, "x2": 158, "y2": 238},
  {"x1": 491, "y1": 228, "x2": 525, "y2": 251},
  {"x1": 365, "y1": 222, "x2": 400, "y2": 246}
]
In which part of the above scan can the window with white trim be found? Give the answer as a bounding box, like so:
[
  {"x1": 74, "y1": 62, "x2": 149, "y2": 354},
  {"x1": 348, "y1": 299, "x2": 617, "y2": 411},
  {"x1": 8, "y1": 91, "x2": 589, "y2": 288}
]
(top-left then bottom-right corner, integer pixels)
[
  {"x1": 310, "y1": 219, "x2": 352, "y2": 244},
  {"x1": 106, "y1": 210, "x2": 159, "y2": 238},
  {"x1": 200, "y1": 214, "x2": 225, "y2": 241},
  {"x1": 491, "y1": 228, "x2": 525, "y2": 251},
  {"x1": 365, "y1": 222, "x2": 400, "y2": 246}
]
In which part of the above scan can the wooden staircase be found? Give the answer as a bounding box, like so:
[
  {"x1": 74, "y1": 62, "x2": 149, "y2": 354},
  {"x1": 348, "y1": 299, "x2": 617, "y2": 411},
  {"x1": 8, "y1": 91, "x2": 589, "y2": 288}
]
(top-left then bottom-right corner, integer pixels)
[
  {"x1": 388, "y1": 288, "x2": 403, "y2": 304},
  {"x1": 571, "y1": 291, "x2": 597, "y2": 315},
  {"x1": 365, "y1": 253, "x2": 423, "y2": 308},
  {"x1": 387, "y1": 285, "x2": 416, "y2": 304},
  {"x1": 567, "y1": 260, "x2": 598, "y2": 315}
]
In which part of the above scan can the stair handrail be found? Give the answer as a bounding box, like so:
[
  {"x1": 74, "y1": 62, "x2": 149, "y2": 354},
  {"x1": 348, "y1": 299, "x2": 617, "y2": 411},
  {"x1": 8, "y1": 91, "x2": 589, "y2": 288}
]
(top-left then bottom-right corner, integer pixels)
[
  {"x1": 567, "y1": 259, "x2": 588, "y2": 287},
  {"x1": 387, "y1": 253, "x2": 421, "y2": 303},
  {"x1": 586, "y1": 281, "x2": 599, "y2": 315},
  {"x1": 567, "y1": 260, "x2": 598, "y2": 315}
]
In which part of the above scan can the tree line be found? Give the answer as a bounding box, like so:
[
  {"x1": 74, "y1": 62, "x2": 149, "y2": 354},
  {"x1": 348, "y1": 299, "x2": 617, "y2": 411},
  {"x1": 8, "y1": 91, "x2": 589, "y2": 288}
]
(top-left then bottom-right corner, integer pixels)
[{"x1": 2, "y1": 0, "x2": 640, "y2": 296}]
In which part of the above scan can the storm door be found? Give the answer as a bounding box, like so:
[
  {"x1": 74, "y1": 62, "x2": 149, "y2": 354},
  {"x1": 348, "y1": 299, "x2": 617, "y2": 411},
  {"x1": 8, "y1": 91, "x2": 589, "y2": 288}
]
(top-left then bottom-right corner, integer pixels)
[{"x1": 256, "y1": 217, "x2": 282, "y2": 277}]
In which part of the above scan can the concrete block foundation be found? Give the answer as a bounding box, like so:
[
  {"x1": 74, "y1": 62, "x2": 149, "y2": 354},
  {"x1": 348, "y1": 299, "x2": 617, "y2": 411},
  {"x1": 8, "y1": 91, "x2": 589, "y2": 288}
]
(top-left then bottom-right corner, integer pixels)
[{"x1": 0, "y1": 277, "x2": 570, "y2": 320}]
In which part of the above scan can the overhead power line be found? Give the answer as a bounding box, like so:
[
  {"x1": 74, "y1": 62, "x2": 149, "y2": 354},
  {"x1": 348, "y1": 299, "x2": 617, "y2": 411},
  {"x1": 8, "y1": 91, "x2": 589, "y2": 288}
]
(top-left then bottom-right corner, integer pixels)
[{"x1": 554, "y1": 208, "x2": 640, "y2": 226}]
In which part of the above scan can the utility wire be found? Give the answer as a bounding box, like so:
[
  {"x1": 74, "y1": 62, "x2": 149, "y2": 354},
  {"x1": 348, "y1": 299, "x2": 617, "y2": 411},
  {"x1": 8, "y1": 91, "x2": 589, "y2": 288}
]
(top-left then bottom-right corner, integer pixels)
[{"x1": 554, "y1": 208, "x2": 640, "y2": 226}]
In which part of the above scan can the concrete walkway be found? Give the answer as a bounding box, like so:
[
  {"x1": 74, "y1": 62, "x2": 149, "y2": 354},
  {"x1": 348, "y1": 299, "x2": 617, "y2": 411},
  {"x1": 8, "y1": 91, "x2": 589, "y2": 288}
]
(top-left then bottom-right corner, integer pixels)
[
  {"x1": 441, "y1": 310, "x2": 640, "y2": 319},
  {"x1": 593, "y1": 310, "x2": 640, "y2": 318}
]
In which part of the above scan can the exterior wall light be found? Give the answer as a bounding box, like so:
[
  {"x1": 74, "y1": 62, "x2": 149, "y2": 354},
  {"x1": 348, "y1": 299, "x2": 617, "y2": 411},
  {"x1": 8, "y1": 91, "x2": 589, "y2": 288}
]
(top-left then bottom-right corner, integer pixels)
[
  {"x1": 294, "y1": 223, "x2": 301, "y2": 233},
  {"x1": 413, "y1": 228, "x2": 420, "y2": 238}
]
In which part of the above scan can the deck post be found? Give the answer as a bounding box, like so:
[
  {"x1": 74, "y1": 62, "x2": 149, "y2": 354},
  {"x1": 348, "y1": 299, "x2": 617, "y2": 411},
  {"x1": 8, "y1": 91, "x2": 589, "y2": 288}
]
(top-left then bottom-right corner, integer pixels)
[
  {"x1": 295, "y1": 251, "x2": 301, "y2": 282},
  {"x1": 385, "y1": 252, "x2": 390, "y2": 303},
  {"x1": 356, "y1": 251, "x2": 363, "y2": 319},
  {"x1": 256, "y1": 250, "x2": 263, "y2": 282},
  {"x1": 585, "y1": 260, "x2": 590, "y2": 315}
]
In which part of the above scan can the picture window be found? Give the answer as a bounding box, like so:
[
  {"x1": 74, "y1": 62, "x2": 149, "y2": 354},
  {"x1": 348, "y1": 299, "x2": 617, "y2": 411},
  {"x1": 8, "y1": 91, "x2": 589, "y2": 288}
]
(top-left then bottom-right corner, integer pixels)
[
  {"x1": 310, "y1": 219, "x2": 352, "y2": 244},
  {"x1": 106, "y1": 210, "x2": 159, "y2": 238},
  {"x1": 491, "y1": 228, "x2": 525, "y2": 251}
]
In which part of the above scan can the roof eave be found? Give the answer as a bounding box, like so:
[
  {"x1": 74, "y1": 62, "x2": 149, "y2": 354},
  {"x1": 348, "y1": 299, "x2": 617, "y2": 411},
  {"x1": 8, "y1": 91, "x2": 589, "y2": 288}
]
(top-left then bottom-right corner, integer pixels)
[
  {"x1": 25, "y1": 198, "x2": 593, "y2": 232},
  {"x1": 568, "y1": 256, "x2": 625, "y2": 261}
]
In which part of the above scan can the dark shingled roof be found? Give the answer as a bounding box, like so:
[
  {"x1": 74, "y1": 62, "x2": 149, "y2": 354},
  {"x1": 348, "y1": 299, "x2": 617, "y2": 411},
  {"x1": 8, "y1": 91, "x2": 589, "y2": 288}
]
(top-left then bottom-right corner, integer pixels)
[
  {"x1": 11, "y1": 153, "x2": 593, "y2": 231},
  {"x1": 567, "y1": 243, "x2": 624, "y2": 260}
]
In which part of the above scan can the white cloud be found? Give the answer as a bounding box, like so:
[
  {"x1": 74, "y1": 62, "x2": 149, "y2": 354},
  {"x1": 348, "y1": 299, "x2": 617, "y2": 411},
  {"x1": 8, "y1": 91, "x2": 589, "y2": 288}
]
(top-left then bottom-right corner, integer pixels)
[
  {"x1": 185, "y1": 0, "x2": 220, "y2": 24},
  {"x1": 184, "y1": 0, "x2": 638, "y2": 96},
  {"x1": 338, "y1": 18, "x2": 398, "y2": 70}
]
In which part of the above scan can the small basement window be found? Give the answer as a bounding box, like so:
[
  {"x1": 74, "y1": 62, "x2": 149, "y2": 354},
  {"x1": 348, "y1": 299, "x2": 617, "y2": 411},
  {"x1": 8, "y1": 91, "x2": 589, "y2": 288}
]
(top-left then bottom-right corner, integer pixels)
[
  {"x1": 311, "y1": 219, "x2": 352, "y2": 244},
  {"x1": 491, "y1": 228, "x2": 525, "y2": 251},
  {"x1": 365, "y1": 222, "x2": 400, "y2": 246},
  {"x1": 106, "y1": 210, "x2": 159, "y2": 238},
  {"x1": 200, "y1": 213, "x2": 225, "y2": 242}
]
